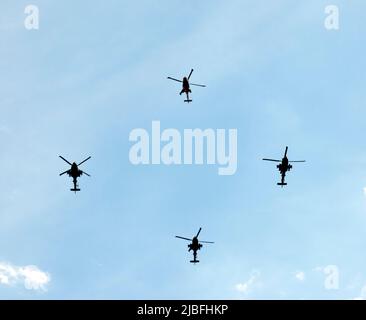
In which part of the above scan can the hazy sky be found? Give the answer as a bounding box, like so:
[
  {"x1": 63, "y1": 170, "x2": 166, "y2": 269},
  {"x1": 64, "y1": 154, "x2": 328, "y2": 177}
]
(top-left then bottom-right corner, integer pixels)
[{"x1": 1, "y1": 0, "x2": 366, "y2": 299}]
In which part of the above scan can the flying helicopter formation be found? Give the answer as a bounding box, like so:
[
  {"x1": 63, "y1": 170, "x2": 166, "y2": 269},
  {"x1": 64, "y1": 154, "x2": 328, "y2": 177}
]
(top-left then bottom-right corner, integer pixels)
[
  {"x1": 175, "y1": 228, "x2": 214, "y2": 263},
  {"x1": 263, "y1": 146, "x2": 306, "y2": 186},
  {"x1": 57, "y1": 69, "x2": 307, "y2": 264},
  {"x1": 167, "y1": 69, "x2": 206, "y2": 103},
  {"x1": 59, "y1": 155, "x2": 91, "y2": 193}
]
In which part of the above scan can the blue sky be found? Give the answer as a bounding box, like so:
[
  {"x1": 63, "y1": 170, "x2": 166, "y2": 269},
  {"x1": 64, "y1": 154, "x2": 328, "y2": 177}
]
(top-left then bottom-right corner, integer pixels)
[{"x1": 1, "y1": 0, "x2": 366, "y2": 299}]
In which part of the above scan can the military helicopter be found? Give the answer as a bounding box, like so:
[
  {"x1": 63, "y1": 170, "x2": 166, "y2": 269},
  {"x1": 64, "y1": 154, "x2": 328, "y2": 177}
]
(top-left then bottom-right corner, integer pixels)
[
  {"x1": 59, "y1": 155, "x2": 91, "y2": 192},
  {"x1": 175, "y1": 228, "x2": 214, "y2": 263},
  {"x1": 262, "y1": 146, "x2": 305, "y2": 186},
  {"x1": 167, "y1": 69, "x2": 206, "y2": 103}
]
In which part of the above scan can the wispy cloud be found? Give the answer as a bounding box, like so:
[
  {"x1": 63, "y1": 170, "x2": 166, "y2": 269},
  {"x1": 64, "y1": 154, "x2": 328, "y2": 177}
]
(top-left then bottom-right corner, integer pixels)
[
  {"x1": 295, "y1": 271, "x2": 305, "y2": 282},
  {"x1": 235, "y1": 270, "x2": 261, "y2": 296},
  {"x1": 0, "y1": 262, "x2": 50, "y2": 291}
]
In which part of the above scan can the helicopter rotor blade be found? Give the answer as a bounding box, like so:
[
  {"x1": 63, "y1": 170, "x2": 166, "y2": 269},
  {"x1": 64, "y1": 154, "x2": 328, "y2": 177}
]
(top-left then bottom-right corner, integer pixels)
[
  {"x1": 59, "y1": 156, "x2": 72, "y2": 166},
  {"x1": 200, "y1": 241, "x2": 214, "y2": 244},
  {"x1": 196, "y1": 227, "x2": 202, "y2": 238},
  {"x1": 78, "y1": 156, "x2": 91, "y2": 166},
  {"x1": 284, "y1": 146, "x2": 288, "y2": 157},
  {"x1": 81, "y1": 170, "x2": 91, "y2": 177},
  {"x1": 59, "y1": 170, "x2": 69, "y2": 176},
  {"x1": 175, "y1": 236, "x2": 192, "y2": 241},
  {"x1": 188, "y1": 69, "x2": 194, "y2": 80},
  {"x1": 262, "y1": 158, "x2": 281, "y2": 162},
  {"x1": 167, "y1": 77, "x2": 183, "y2": 83},
  {"x1": 289, "y1": 160, "x2": 306, "y2": 163},
  {"x1": 190, "y1": 83, "x2": 206, "y2": 87}
]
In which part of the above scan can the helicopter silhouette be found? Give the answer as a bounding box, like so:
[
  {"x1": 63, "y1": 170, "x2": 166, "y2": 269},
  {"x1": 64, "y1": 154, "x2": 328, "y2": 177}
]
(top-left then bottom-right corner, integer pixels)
[
  {"x1": 167, "y1": 69, "x2": 206, "y2": 103},
  {"x1": 59, "y1": 155, "x2": 91, "y2": 192},
  {"x1": 175, "y1": 228, "x2": 214, "y2": 263},
  {"x1": 263, "y1": 146, "x2": 305, "y2": 186}
]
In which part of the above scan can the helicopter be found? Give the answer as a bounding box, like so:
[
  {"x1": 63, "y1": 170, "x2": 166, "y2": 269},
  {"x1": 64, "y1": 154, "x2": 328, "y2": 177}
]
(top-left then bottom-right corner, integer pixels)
[
  {"x1": 262, "y1": 146, "x2": 305, "y2": 186},
  {"x1": 59, "y1": 155, "x2": 91, "y2": 192},
  {"x1": 167, "y1": 69, "x2": 206, "y2": 103},
  {"x1": 175, "y1": 228, "x2": 214, "y2": 263}
]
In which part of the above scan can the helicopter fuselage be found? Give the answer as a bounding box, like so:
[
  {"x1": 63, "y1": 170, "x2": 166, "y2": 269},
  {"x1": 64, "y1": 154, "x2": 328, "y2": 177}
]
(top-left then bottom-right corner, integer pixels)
[
  {"x1": 277, "y1": 157, "x2": 292, "y2": 174},
  {"x1": 188, "y1": 237, "x2": 202, "y2": 253},
  {"x1": 276, "y1": 157, "x2": 293, "y2": 185},
  {"x1": 69, "y1": 163, "x2": 83, "y2": 191},
  {"x1": 182, "y1": 77, "x2": 190, "y2": 93},
  {"x1": 69, "y1": 163, "x2": 82, "y2": 178}
]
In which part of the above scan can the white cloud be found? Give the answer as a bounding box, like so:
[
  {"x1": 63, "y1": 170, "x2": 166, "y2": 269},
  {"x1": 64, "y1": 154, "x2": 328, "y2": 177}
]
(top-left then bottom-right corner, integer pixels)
[
  {"x1": 235, "y1": 270, "x2": 260, "y2": 295},
  {"x1": 295, "y1": 271, "x2": 305, "y2": 282},
  {"x1": 363, "y1": 187, "x2": 366, "y2": 196},
  {"x1": 0, "y1": 262, "x2": 50, "y2": 291}
]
